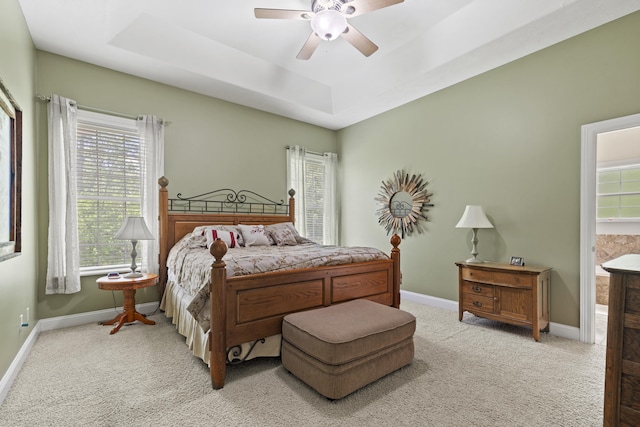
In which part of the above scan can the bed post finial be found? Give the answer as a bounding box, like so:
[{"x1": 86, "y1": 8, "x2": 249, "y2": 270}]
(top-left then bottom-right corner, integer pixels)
[
  {"x1": 158, "y1": 176, "x2": 169, "y2": 188},
  {"x1": 210, "y1": 238, "x2": 228, "y2": 262},
  {"x1": 390, "y1": 234, "x2": 401, "y2": 250},
  {"x1": 288, "y1": 188, "x2": 295, "y2": 198}
]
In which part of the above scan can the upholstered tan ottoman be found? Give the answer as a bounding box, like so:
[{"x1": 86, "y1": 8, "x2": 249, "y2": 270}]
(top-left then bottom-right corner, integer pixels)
[{"x1": 281, "y1": 299, "x2": 416, "y2": 399}]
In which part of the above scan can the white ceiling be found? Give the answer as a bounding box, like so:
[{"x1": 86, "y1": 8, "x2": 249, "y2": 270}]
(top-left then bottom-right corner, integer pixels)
[
  {"x1": 598, "y1": 126, "x2": 640, "y2": 165},
  {"x1": 18, "y1": 0, "x2": 640, "y2": 130}
]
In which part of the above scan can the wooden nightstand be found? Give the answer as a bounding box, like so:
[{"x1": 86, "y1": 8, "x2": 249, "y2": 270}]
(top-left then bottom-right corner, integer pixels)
[
  {"x1": 96, "y1": 273, "x2": 158, "y2": 334},
  {"x1": 456, "y1": 261, "x2": 551, "y2": 341}
]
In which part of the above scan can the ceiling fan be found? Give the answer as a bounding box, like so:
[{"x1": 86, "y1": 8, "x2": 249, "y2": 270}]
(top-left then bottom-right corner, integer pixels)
[{"x1": 254, "y1": 0, "x2": 404, "y2": 60}]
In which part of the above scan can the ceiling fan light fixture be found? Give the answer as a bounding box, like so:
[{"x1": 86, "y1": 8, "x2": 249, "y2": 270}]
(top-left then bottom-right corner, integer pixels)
[{"x1": 311, "y1": 9, "x2": 347, "y2": 41}]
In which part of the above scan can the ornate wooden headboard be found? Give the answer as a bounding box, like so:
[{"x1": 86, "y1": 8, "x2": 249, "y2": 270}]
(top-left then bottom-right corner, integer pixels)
[{"x1": 157, "y1": 176, "x2": 295, "y2": 295}]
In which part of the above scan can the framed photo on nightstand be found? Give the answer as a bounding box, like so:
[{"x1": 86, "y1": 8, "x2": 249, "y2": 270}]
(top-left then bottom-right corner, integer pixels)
[{"x1": 510, "y1": 256, "x2": 525, "y2": 266}]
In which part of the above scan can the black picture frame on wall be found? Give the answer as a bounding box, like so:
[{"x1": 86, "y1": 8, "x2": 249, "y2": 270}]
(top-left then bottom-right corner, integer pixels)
[{"x1": 0, "y1": 77, "x2": 22, "y2": 261}]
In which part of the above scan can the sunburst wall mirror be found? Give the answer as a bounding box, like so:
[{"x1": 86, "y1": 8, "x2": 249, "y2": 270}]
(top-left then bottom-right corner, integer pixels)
[{"x1": 375, "y1": 170, "x2": 433, "y2": 238}]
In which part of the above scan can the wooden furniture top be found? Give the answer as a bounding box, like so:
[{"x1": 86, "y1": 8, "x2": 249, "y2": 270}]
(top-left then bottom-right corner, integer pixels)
[
  {"x1": 97, "y1": 273, "x2": 158, "y2": 291},
  {"x1": 455, "y1": 261, "x2": 551, "y2": 275},
  {"x1": 602, "y1": 254, "x2": 640, "y2": 274}
]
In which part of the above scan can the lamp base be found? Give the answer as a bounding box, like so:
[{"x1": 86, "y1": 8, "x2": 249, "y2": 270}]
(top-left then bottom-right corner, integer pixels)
[
  {"x1": 123, "y1": 272, "x2": 144, "y2": 278},
  {"x1": 465, "y1": 256, "x2": 485, "y2": 263}
]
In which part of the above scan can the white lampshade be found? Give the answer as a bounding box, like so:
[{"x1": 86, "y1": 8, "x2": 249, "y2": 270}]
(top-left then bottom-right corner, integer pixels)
[
  {"x1": 456, "y1": 205, "x2": 493, "y2": 263},
  {"x1": 455, "y1": 205, "x2": 494, "y2": 229},
  {"x1": 311, "y1": 9, "x2": 347, "y2": 41},
  {"x1": 114, "y1": 217, "x2": 154, "y2": 241}
]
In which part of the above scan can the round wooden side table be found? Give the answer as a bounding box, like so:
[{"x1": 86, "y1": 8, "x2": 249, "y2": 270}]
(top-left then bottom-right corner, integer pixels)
[{"x1": 96, "y1": 273, "x2": 158, "y2": 334}]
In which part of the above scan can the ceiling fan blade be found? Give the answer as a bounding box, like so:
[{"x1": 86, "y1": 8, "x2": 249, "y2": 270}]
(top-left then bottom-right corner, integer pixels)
[
  {"x1": 254, "y1": 9, "x2": 314, "y2": 20},
  {"x1": 297, "y1": 32, "x2": 322, "y2": 60},
  {"x1": 341, "y1": 24, "x2": 378, "y2": 57},
  {"x1": 343, "y1": 0, "x2": 404, "y2": 17}
]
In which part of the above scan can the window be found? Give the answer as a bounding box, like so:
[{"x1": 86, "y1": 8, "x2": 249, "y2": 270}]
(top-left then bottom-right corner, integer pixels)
[
  {"x1": 287, "y1": 147, "x2": 337, "y2": 245},
  {"x1": 76, "y1": 110, "x2": 143, "y2": 274},
  {"x1": 303, "y1": 153, "x2": 326, "y2": 243},
  {"x1": 597, "y1": 164, "x2": 640, "y2": 220}
]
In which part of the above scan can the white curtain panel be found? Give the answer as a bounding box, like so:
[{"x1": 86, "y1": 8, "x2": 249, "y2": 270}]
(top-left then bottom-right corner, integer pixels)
[
  {"x1": 323, "y1": 152, "x2": 338, "y2": 245},
  {"x1": 286, "y1": 145, "x2": 307, "y2": 237},
  {"x1": 46, "y1": 95, "x2": 81, "y2": 294},
  {"x1": 137, "y1": 115, "x2": 165, "y2": 275}
]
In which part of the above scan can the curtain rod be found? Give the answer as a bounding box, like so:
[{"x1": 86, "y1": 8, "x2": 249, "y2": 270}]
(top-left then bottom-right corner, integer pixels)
[
  {"x1": 285, "y1": 145, "x2": 324, "y2": 156},
  {"x1": 35, "y1": 94, "x2": 171, "y2": 126}
]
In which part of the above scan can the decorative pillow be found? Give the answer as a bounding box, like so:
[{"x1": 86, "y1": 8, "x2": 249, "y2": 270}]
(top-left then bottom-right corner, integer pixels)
[
  {"x1": 205, "y1": 229, "x2": 241, "y2": 249},
  {"x1": 192, "y1": 225, "x2": 244, "y2": 246},
  {"x1": 238, "y1": 224, "x2": 271, "y2": 247},
  {"x1": 265, "y1": 230, "x2": 276, "y2": 246},
  {"x1": 265, "y1": 222, "x2": 311, "y2": 244},
  {"x1": 269, "y1": 227, "x2": 298, "y2": 246}
]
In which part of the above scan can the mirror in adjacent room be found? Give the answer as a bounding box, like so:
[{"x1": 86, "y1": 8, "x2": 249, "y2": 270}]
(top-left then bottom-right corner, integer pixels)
[{"x1": 375, "y1": 169, "x2": 433, "y2": 238}]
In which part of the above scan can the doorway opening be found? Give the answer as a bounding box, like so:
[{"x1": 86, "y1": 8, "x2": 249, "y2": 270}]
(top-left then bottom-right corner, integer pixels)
[{"x1": 580, "y1": 113, "x2": 640, "y2": 344}]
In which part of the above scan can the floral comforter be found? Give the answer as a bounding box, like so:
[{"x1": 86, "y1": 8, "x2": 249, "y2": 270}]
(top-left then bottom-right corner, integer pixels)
[{"x1": 166, "y1": 234, "x2": 390, "y2": 331}]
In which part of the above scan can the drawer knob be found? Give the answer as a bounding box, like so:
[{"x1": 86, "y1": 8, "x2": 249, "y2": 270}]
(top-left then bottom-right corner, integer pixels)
[
  {"x1": 472, "y1": 285, "x2": 482, "y2": 293},
  {"x1": 472, "y1": 300, "x2": 483, "y2": 307}
]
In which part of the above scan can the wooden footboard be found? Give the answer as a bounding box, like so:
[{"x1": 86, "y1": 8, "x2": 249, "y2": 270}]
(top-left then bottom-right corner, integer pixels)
[{"x1": 208, "y1": 236, "x2": 401, "y2": 389}]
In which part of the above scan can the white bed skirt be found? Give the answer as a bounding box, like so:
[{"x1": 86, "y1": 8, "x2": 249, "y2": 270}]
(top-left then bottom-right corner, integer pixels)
[{"x1": 160, "y1": 278, "x2": 282, "y2": 365}]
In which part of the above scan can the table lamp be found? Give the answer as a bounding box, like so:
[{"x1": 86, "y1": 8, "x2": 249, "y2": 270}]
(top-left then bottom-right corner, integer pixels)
[
  {"x1": 455, "y1": 205, "x2": 493, "y2": 263},
  {"x1": 114, "y1": 216, "x2": 154, "y2": 278}
]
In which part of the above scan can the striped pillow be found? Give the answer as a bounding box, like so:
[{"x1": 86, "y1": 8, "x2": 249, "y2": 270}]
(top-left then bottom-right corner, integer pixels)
[{"x1": 205, "y1": 229, "x2": 241, "y2": 249}]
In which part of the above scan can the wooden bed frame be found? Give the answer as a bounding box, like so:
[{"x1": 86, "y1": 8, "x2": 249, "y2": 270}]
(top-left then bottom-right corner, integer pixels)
[{"x1": 158, "y1": 177, "x2": 401, "y2": 389}]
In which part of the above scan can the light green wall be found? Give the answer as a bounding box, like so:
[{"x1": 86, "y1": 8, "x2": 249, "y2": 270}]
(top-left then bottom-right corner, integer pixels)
[
  {"x1": 0, "y1": 0, "x2": 38, "y2": 379},
  {"x1": 3, "y1": 1, "x2": 639, "y2": 383},
  {"x1": 35, "y1": 51, "x2": 337, "y2": 320},
  {"x1": 338, "y1": 11, "x2": 640, "y2": 327}
]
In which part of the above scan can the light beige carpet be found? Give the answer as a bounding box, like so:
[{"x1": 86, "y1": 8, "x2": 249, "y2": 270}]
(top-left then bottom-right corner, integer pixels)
[{"x1": 0, "y1": 301, "x2": 605, "y2": 426}]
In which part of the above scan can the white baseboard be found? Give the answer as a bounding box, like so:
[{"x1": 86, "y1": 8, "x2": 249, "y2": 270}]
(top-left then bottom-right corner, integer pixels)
[
  {"x1": 400, "y1": 290, "x2": 579, "y2": 340},
  {"x1": 548, "y1": 322, "x2": 580, "y2": 341},
  {"x1": 0, "y1": 322, "x2": 40, "y2": 406},
  {"x1": 0, "y1": 302, "x2": 159, "y2": 406},
  {"x1": 401, "y1": 289, "x2": 458, "y2": 311},
  {"x1": 38, "y1": 302, "x2": 159, "y2": 332}
]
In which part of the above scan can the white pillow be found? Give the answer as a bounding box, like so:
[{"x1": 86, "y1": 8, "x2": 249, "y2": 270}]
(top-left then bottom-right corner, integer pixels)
[
  {"x1": 205, "y1": 229, "x2": 241, "y2": 249},
  {"x1": 238, "y1": 224, "x2": 271, "y2": 247},
  {"x1": 192, "y1": 225, "x2": 244, "y2": 246}
]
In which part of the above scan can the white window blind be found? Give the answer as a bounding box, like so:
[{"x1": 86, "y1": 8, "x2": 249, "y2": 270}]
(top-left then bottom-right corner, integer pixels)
[
  {"x1": 597, "y1": 164, "x2": 640, "y2": 220},
  {"x1": 304, "y1": 154, "x2": 325, "y2": 243},
  {"x1": 76, "y1": 110, "x2": 143, "y2": 273}
]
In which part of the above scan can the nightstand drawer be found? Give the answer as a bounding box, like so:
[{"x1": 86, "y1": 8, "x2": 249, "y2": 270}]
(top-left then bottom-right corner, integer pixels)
[
  {"x1": 462, "y1": 281, "x2": 494, "y2": 297},
  {"x1": 461, "y1": 268, "x2": 533, "y2": 288},
  {"x1": 462, "y1": 294, "x2": 494, "y2": 314}
]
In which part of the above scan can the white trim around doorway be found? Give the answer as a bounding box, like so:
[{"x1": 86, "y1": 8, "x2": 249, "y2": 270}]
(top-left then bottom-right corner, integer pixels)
[{"x1": 580, "y1": 112, "x2": 640, "y2": 343}]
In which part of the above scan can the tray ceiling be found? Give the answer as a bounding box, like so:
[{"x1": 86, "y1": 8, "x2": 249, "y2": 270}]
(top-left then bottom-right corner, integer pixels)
[{"x1": 18, "y1": 0, "x2": 640, "y2": 129}]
